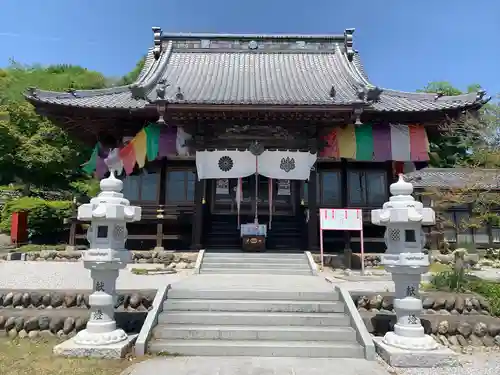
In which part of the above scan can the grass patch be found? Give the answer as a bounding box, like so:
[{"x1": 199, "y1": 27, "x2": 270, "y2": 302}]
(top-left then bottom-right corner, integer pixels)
[
  {"x1": 0, "y1": 338, "x2": 142, "y2": 375},
  {"x1": 429, "y1": 262, "x2": 452, "y2": 273},
  {"x1": 15, "y1": 244, "x2": 67, "y2": 252}
]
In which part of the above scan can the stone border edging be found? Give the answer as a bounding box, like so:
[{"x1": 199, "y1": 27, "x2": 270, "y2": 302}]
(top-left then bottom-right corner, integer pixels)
[
  {"x1": 135, "y1": 284, "x2": 171, "y2": 356},
  {"x1": 336, "y1": 285, "x2": 375, "y2": 361},
  {"x1": 194, "y1": 250, "x2": 205, "y2": 274},
  {"x1": 0, "y1": 250, "x2": 198, "y2": 268},
  {"x1": 305, "y1": 251, "x2": 318, "y2": 275},
  {"x1": 0, "y1": 290, "x2": 156, "y2": 312}
]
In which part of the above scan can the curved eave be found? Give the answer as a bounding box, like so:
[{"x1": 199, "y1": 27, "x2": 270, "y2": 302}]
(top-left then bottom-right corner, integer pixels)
[{"x1": 343, "y1": 52, "x2": 488, "y2": 113}]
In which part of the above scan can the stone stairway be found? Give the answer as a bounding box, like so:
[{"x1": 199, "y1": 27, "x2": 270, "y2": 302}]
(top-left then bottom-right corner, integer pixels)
[
  {"x1": 199, "y1": 252, "x2": 312, "y2": 275},
  {"x1": 148, "y1": 275, "x2": 366, "y2": 358}
]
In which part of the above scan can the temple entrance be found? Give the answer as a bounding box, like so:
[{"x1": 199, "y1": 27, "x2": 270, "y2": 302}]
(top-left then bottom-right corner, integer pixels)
[{"x1": 210, "y1": 177, "x2": 296, "y2": 216}]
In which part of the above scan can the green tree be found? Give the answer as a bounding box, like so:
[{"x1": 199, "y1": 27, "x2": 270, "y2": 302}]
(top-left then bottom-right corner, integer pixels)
[
  {"x1": 118, "y1": 56, "x2": 146, "y2": 85},
  {"x1": 419, "y1": 82, "x2": 500, "y2": 250},
  {"x1": 0, "y1": 62, "x2": 109, "y2": 191},
  {"x1": 417, "y1": 81, "x2": 464, "y2": 96},
  {"x1": 419, "y1": 81, "x2": 496, "y2": 167}
]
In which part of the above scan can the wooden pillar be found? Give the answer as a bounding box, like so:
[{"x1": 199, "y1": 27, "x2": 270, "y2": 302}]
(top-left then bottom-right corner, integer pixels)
[
  {"x1": 307, "y1": 167, "x2": 319, "y2": 250},
  {"x1": 385, "y1": 161, "x2": 395, "y2": 189},
  {"x1": 191, "y1": 174, "x2": 204, "y2": 249},
  {"x1": 155, "y1": 159, "x2": 167, "y2": 251},
  {"x1": 307, "y1": 125, "x2": 319, "y2": 251},
  {"x1": 68, "y1": 220, "x2": 76, "y2": 248},
  {"x1": 340, "y1": 158, "x2": 352, "y2": 268}
]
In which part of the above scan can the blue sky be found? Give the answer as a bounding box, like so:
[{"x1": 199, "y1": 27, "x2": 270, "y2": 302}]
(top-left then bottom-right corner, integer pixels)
[{"x1": 1, "y1": 0, "x2": 499, "y2": 95}]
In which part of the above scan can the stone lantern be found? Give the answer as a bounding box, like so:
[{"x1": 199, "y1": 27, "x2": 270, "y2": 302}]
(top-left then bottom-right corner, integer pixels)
[
  {"x1": 371, "y1": 174, "x2": 456, "y2": 368},
  {"x1": 54, "y1": 169, "x2": 141, "y2": 358}
]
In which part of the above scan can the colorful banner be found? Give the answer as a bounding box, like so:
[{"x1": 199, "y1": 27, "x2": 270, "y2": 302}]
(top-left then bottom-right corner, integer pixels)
[
  {"x1": 320, "y1": 124, "x2": 430, "y2": 162},
  {"x1": 82, "y1": 144, "x2": 99, "y2": 174},
  {"x1": 82, "y1": 124, "x2": 193, "y2": 176}
]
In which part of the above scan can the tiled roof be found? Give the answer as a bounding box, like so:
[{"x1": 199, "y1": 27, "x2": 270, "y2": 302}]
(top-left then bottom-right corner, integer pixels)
[
  {"x1": 405, "y1": 168, "x2": 500, "y2": 190},
  {"x1": 25, "y1": 29, "x2": 488, "y2": 112}
]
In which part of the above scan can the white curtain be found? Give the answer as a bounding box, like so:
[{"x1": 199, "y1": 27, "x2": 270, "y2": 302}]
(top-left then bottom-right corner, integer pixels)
[
  {"x1": 257, "y1": 151, "x2": 317, "y2": 180},
  {"x1": 196, "y1": 150, "x2": 255, "y2": 180}
]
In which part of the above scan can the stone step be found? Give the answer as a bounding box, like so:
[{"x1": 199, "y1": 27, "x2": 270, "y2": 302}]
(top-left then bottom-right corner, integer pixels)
[
  {"x1": 201, "y1": 262, "x2": 309, "y2": 270},
  {"x1": 153, "y1": 324, "x2": 357, "y2": 341},
  {"x1": 163, "y1": 299, "x2": 345, "y2": 313},
  {"x1": 202, "y1": 257, "x2": 307, "y2": 264},
  {"x1": 203, "y1": 253, "x2": 305, "y2": 259},
  {"x1": 158, "y1": 311, "x2": 350, "y2": 326},
  {"x1": 200, "y1": 268, "x2": 312, "y2": 275},
  {"x1": 166, "y1": 289, "x2": 339, "y2": 301},
  {"x1": 149, "y1": 339, "x2": 364, "y2": 358}
]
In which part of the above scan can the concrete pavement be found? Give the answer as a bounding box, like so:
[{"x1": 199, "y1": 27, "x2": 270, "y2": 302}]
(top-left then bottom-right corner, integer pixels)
[{"x1": 123, "y1": 356, "x2": 391, "y2": 375}]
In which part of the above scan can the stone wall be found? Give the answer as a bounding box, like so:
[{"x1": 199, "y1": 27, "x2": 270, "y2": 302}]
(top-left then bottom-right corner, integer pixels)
[
  {"x1": 0, "y1": 290, "x2": 155, "y2": 339},
  {"x1": 313, "y1": 253, "x2": 382, "y2": 269},
  {"x1": 351, "y1": 292, "x2": 500, "y2": 348}
]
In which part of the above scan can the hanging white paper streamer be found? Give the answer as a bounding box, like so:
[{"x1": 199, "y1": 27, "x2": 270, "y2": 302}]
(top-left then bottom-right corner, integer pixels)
[
  {"x1": 268, "y1": 178, "x2": 273, "y2": 230},
  {"x1": 257, "y1": 151, "x2": 317, "y2": 180},
  {"x1": 196, "y1": 150, "x2": 255, "y2": 180},
  {"x1": 236, "y1": 178, "x2": 242, "y2": 229}
]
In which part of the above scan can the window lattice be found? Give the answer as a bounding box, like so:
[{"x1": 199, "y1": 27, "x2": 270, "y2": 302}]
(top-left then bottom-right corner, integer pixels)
[{"x1": 389, "y1": 229, "x2": 400, "y2": 241}]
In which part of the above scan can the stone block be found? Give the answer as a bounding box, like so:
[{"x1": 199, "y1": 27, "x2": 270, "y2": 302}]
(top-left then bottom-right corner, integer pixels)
[
  {"x1": 53, "y1": 334, "x2": 137, "y2": 359},
  {"x1": 7, "y1": 252, "x2": 26, "y2": 261},
  {"x1": 373, "y1": 337, "x2": 458, "y2": 368}
]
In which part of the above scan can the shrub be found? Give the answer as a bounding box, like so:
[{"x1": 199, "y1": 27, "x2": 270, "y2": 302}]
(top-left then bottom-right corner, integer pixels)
[
  {"x1": 429, "y1": 270, "x2": 500, "y2": 317},
  {"x1": 70, "y1": 179, "x2": 100, "y2": 199},
  {"x1": 468, "y1": 279, "x2": 500, "y2": 317},
  {"x1": 429, "y1": 269, "x2": 469, "y2": 292},
  {"x1": 0, "y1": 197, "x2": 73, "y2": 239}
]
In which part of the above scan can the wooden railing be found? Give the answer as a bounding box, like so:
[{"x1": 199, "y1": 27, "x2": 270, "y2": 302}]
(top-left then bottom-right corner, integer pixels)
[{"x1": 70, "y1": 203, "x2": 195, "y2": 222}]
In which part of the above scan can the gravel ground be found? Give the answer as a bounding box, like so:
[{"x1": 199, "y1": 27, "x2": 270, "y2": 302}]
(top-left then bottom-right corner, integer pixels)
[
  {"x1": 0, "y1": 261, "x2": 193, "y2": 290},
  {"x1": 380, "y1": 351, "x2": 500, "y2": 375}
]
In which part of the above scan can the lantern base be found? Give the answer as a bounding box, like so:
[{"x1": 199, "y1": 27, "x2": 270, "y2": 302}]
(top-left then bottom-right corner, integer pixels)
[
  {"x1": 382, "y1": 331, "x2": 438, "y2": 350},
  {"x1": 73, "y1": 328, "x2": 128, "y2": 346},
  {"x1": 374, "y1": 336, "x2": 458, "y2": 368},
  {"x1": 53, "y1": 333, "x2": 137, "y2": 359}
]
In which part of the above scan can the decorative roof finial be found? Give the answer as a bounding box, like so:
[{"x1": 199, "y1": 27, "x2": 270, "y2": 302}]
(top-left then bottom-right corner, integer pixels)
[
  {"x1": 152, "y1": 27, "x2": 162, "y2": 59},
  {"x1": 366, "y1": 86, "x2": 383, "y2": 102},
  {"x1": 357, "y1": 87, "x2": 366, "y2": 101},
  {"x1": 476, "y1": 89, "x2": 486, "y2": 101},
  {"x1": 329, "y1": 85, "x2": 336, "y2": 98},
  {"x1": 156, "y1": 79, "x2": 169, "y2": 100},
  {"x1": 175, "y1": 87, "x2": 184, "y2": 100},
  {"x1": 26, "y1": 87, "x2": 38, "y2": 98},
  {"x1": 343, "y1": 28, "x2": 355, "y2": 61},
  {"x1": 434, "y1": 92, "x2": 444, "y2": 101}
]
